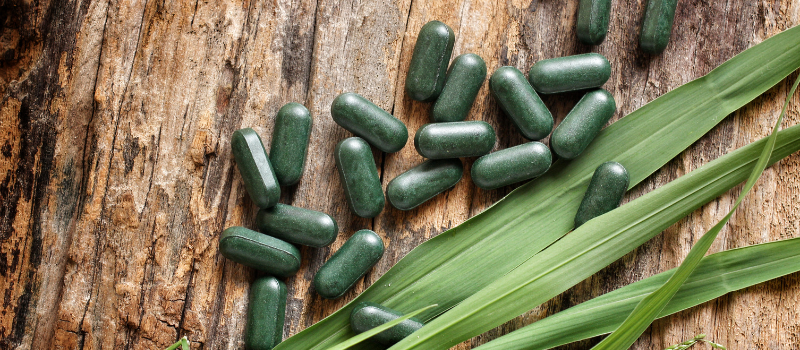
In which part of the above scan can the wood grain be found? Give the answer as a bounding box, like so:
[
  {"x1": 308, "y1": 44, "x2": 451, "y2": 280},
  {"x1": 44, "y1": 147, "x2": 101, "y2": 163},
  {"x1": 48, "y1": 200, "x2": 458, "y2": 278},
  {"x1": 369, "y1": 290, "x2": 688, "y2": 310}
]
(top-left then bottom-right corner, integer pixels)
[{"x1": 1, "y1": 0, "x2": 799, "y2": 349}]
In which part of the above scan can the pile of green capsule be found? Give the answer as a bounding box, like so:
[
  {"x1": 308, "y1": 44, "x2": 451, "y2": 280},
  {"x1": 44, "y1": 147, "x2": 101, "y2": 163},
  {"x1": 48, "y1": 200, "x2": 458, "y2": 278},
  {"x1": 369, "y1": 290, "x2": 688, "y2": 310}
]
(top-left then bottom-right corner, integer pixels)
[
  {"x1": 219, "y1": 102, "x2": 387, "y2": 350},
  {"x1": 216, "y1": 8, "x2": 669, "y2": 346}
]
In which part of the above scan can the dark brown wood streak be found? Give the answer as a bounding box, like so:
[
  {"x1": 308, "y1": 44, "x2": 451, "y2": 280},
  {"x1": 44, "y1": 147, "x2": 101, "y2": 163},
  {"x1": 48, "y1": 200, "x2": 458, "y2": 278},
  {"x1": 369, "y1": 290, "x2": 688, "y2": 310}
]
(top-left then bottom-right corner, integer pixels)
[{"x1": 0, "y1": 0, "x2": 798, "y2": 349}]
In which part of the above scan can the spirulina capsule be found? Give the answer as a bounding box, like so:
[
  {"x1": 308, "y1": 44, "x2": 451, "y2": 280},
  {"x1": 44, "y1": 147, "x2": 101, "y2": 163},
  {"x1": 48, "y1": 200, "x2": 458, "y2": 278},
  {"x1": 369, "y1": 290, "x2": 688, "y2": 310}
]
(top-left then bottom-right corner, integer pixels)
[
  {"x1": 334, "y1": 137, "x2": 385, "y2": 218},
  {"x1": 350, "y1": 302, "x2": 425, "y2": 346},
  {"x1": 232, "y1": 128, "x2": 281, "y2": 209},
  {"x1": 406, "y1": 21, "x2": 455, "y2": 101},
  {"x1": 331, "y1": 92, "x2": 408, "y2": 153},
  {"x1": 269, "y1": 102, "x2": 311, "y2": 186},
  {"x1": 314, "y1": 229, "x2": 385, "y2": 299},
  {"x1": 577, "y1": 0, "x2": 613, "y2": 45},
  {"x1": 489, "y1": 66, "x2": 553, "y2": 140},
  {"x1": 471, "y1": 142, "x2": 552, "y2": 190},
  {"x1": 528, "y1": 53, "x2": 611, "y2": 94},
  {"x1": 219, "y1": 227, "x2": 301, "y2": 278},
  {"x1": 639, "y1": 0, "x2": 679, "y2": 54},
  {"x1": 431, "y1": 53, "x2": 487, "y2": 122},
  {"x1": 550, "y1": 89, "x2": 616, "y2": 160},
  {"x1": 414, "y1": 121, "x2": 496, "y2": 159},
  {"x1": 256, "y1": 204, "x2": 338, "y2": 248},
  {"x1": 387, "y1": 159, "x2": 463, "y2": 210},
  {"x1": 574, "y1": 161, "x2": 629, "y2": 228},
  {"x1": 245, "y1": 276, "x2": 286, "y2": 350}
]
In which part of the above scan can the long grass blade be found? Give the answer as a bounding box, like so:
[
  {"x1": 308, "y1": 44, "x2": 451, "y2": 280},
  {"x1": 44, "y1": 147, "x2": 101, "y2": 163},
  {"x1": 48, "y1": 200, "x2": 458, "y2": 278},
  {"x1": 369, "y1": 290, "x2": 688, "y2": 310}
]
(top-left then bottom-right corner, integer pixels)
[
  {"x1": 276, "y1": 25, "x2": 800, "y2": 350},
  {"x1": 387, "y1": 124, "x2": 800, "y2": 349},
  {"x1": 590, "y1": 71, "x2": 800, "y2": 350},
  {"x1": 474, "y1": 236, "x2": 800, "y2": 350}
]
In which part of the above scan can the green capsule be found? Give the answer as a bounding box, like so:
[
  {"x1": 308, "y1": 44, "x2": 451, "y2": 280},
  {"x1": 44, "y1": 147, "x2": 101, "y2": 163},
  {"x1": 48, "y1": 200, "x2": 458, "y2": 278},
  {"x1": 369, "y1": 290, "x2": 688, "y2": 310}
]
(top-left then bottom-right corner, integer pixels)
[
  {"x1": 334, "y1": 137, "x2": 385, "y2": 218},
  {"x1": 387, "y1": 159, "x2": 463, "y2": 210},
  {"x1": 577, "y1": 0, "x2": 613, "y2": 45},
  {"x1": 245, "y1": 276, "x2": 287, "y2": 350},
  {"x1": 269, "y1": 103, "x2": 312, "y2": 186},
  {"x1": 639, "y1": 0, "x2": 679, "y2": 54},
  {"x1": 219, "y1": 227, "x2": 301, "y2": 278},
  {"x1": 331, "y1": 92, "x2": 408, "y2": 153},
  {"x1": 431, "y1": 53, "x2": 487, "y2": 122},
  {"x1": 256, "y1": 204, "x2": 338, "y2": 248},
  {"x1": 406, "y1": 21, "x2": 455, "y2": 101},
  {"x1": 414, "y1": 121, "x2": 496, "y2": 159},
  {"x1": 551, "y1": 89, "x2": 617, "y2": 160},
  {"x1": 313, "y1": 230, "x2": 384, "y2": 299},
  {"x1": 471, "y1": 142, "x2": 552, "y2": 190},
  {"x1": 232, "y1": 128, "x2": 281, "y2": 209},
  {"x1": 528, "y1": 53, "x2": 611, "y2": 94},
  {"x1": 350, "y1": 302, "x2": 425, "y2": 346},
  {"x1": 489, "y1": 66, "x2": 553, "y2": 140},
  {"x1": 574, "y1": 161, "x2": 629, "y2": 228}
]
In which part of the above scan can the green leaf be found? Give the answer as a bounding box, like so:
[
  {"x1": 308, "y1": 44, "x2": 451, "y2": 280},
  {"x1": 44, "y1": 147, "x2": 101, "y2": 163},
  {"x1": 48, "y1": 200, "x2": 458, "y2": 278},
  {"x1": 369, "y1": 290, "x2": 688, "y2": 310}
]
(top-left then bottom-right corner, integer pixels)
[
  {"x1": 326, "y1": 304, "x2": 436, "y2": 350},
  {"x1": 591, "y1": 70, "x2": 800, "y2": 350},
  {"x1": 473, "y1": 236, "x2": 800, "y2": 350},
  {"x1": 276, "y1": 25, "x2": 800, "y2": 350},
  {"x1": 387, "y1": 122, "x2": 800, "y2": 350}
]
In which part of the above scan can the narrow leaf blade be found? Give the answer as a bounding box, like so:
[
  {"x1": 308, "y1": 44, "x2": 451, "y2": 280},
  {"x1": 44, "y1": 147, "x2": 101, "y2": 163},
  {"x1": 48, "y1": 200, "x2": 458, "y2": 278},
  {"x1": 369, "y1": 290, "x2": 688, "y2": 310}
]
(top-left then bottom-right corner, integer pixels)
[{"x1": 591, "y1": 73, "x2": 800, "y2": 350}]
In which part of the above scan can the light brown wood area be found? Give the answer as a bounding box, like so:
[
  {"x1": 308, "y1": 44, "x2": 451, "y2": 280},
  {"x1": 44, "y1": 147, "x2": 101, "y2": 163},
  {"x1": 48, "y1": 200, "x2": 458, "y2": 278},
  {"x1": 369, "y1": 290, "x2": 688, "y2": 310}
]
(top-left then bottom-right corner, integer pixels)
[{"x1": 2, "y1": 0, "x2": 800, "y2": 349}]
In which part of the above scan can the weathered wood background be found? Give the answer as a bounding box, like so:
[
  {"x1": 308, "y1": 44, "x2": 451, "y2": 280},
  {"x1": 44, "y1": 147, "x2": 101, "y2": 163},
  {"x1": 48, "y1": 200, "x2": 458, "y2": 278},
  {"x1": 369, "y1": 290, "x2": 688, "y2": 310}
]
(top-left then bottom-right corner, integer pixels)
[{"x1": 2, "y1": 0, "x2": 799, "y2": 349}]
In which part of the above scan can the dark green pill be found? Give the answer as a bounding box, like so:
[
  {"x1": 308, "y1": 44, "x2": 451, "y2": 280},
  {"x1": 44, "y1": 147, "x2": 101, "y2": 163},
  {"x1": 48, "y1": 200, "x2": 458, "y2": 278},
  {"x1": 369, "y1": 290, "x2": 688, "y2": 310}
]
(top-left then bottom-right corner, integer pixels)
[
  {"x1": 350, "y1": 302, "x2": 425, "y2": 346},
  {"x1": 334, "y1": 137, "x2": 385, "y2": 218},
  {"x1": 489, "y1": 66, "x2": 553, "y2": 140},
  {"x1": 528, "y1": 53, "x2": 611, "y2": 94},
  {"x1": 256, "y1": 204, "x2": 338, "y2": 248},
  {"x1": 331, "y1": 92, "x2": 408, "y2": 153},
  {"x1": 387, "y1": 159, "x2": 463, "y2": 210},
  {"x1": 313, "y1": 229, "x2": 384, "y2": 299},
  {"x1": 574, "y1": 161, "x2": 629, "y2": 228},
  {"x1": 219, "y1": 226, "x2": 301, "y2": 278},
  {"x1": 471, "y1": 142, "x2": 552, "y2": 190},
  {"x1": 232, "y1": 128, "x2": 281, "y2": 209},
  {"x1": 414, "y1": 121, "x2": 496, "y2": 159},
  {"x1": 577, "y1": 0, "x2": 613, "y2": 45},
  {"x1": 245, "y1": 276, "x2": 287, "y2": 350},
  {"x1": 269, "y1": 102, "x2": 311, "y2": 186},
  {"x1": 551, "y1": 89, "x2": 616, "y2": 160},
  {"x1": 406, "y1": 20, "x2": 455, "y2": 101},
  {"x1": 431, "y1": 53, "x2": 487, "y2": 122},
  {"x1": 639, "y1": 0, "x2": 679, "y2": 54}
]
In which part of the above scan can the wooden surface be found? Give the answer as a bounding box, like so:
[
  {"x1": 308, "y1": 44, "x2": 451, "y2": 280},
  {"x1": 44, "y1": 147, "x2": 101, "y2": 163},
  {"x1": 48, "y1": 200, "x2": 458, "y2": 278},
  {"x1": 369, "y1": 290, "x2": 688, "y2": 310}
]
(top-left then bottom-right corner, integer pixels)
[{"x1": 1, "y1": 0, "x2": 799, "y2": 349}]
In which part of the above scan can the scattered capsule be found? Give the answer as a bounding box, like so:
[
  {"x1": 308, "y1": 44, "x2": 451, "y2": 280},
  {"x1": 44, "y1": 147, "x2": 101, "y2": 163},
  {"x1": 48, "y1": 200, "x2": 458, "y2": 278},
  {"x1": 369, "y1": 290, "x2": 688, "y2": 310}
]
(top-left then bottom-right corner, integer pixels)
[
  {"x1": 219, "y1": 227, "x2": 301, "y2": 278},
  {"x1": 314, "y1": 230, "x2": 385, "y2": 299},
  {"x1": 431, "y1": 53, "x2": 487, "y2": 122},
  {"x1": 331, "y1": 92, "x2": 408, "y2": 153},
  {"x1": 574, "y1": 161, "x2": 629, "y2": 228},
  {"x1": 269, "y1": 103, "x2": 312, "y2": 186},
  {"x1": 334, "y1": 137, "x2": 385, "y2": 218},
  {"x1": 350, "y1": 302, "x2": 425, "y2": 346},
  {"x1": 414, "y1": 121, "x2": 496, "y2": 159},
  {"x1": 256, "y1": 204, "x2": 338, "y2": 248},
  {"x1": 231, "y1": 128, "x2": 280, "y2": 209},
  {"x1": 471, "y1": 142, "x2": 552, "y2": 190},
  {"x1": 639, "y1": 0, "x2": 679, "y2": 54},
  {"x1": 528, "y1": 53, "x2": 611, "y2": 94},
  {"x1": 387, "y1": 159, "x2": 463, "y2": 210},
  {"x1": 577, "y1": 0, "x2": 613, "y2": 45},
  {"x1": 490, "y1": 66, "x2": 553, "y2": 140},
  {"x1": 245, "y1": 276, "x2": 287, "y2": 350},
  {"x1": 551, "y1": 89, "x2": 617, "y2": 160},
  {"x1": 406, "y1": 21, "x2": 455, "y2": 101}
]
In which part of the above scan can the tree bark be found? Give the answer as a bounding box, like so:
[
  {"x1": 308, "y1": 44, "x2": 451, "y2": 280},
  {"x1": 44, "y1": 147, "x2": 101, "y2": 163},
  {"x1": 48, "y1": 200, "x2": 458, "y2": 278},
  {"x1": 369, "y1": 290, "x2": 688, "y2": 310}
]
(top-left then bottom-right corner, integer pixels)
[{"x1": 1, "y1": 0, "x2": 799, "y2": 349}]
